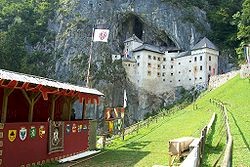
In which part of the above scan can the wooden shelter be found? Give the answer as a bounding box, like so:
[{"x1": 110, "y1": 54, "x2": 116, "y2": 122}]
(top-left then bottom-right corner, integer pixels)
[{"x1": 0, "y1": 69, "x2": 104, "y2": 166}]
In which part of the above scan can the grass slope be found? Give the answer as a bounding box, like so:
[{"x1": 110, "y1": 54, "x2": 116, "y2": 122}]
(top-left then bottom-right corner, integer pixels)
[
  {"x1": 47, "y1": 75, "x2": 249, "y2": 167},
  {"x1": 69, "y1": 106, "x2": 213, "y2": 166},
  {"x1": 201, "y1": 75, "x2": 250, "y2": 166}
]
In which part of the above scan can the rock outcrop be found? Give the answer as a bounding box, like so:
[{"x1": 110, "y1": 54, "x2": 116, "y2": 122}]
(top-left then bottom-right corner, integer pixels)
[{"x1": 51, "y1": 0, "x2": 210, "y2": 121}]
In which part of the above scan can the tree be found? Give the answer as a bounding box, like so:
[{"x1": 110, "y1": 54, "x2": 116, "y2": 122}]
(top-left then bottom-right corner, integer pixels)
[
  {"x1": 0, "y1": 0, "x2": 58, "y2": 76},
  {"x1": 235, "y1": 0, "x2": 250, "y2": 60}
]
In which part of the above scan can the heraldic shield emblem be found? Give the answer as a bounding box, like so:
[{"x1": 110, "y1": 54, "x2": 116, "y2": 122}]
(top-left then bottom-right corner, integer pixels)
[
  {"x1": 30, "y1": 126, "x2": 36, "y2": 138},
  {"x1": 8, "y1": 130, "x2": 17, "y2": 142},
  {"x1": 19, "y1": 127, "x2": 27, "y2": 141},
  {"x1": 39, "y1": 125, "x2": 45, "y2": 138}
]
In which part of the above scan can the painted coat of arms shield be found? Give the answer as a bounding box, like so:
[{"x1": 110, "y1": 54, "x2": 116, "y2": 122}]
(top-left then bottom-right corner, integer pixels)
[{"x1": 19, "y1": 127, "x2": 27, "y2": 141}]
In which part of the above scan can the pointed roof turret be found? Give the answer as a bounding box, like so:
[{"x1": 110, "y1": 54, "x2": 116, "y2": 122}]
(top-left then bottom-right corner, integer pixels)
[
  {"x1": 124, "y1": 34, "x2": 143, "y2": 43},
  {"x1": 192, "y1": 37, "x2": 218, "y2": 51}
]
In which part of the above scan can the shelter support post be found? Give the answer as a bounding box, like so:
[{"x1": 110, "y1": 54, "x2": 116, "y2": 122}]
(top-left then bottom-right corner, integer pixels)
[
  {"x1": 1, "y1": 88, "x2": 14, "y2": 123},
  {"x1": 50, "y1": 95, "x2": 60, "y2": 121},
  {"x1": 21, "y1": 90, "x2": 41, "y2": 122},
  {"x1": 82, "y1": 99, "x2": 86, "y2": 120},
  {"x1": 68, "y1": 97, "x2": 73, "y2": 121}
]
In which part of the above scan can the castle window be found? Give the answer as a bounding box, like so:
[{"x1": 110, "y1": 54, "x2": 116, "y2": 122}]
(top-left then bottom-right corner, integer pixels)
[
  {"x1": 158, "y1": 57, "x2": 161, "y2": 61},
  {"x1": 157, "y1": 72, "x2": 160, "y2": 77},
  {"x1": 148, "y1": 55, "x2": 151, "y2": 59},
  {"x1": 189, "y1": 78, "x2": 191, "y2": 81},
  {"x1": 170, "y1": 80, "x2": 172, "y2": 83},
  {"x1": 128, "y1": 64, "x2": 130, "y2": 67},
  {"x1": 163, "y1": 58, "x2": 166, "y2": 61},
  {"x1": 163, "y1": 79, "x2": 166, "y2": 81},
  {"x1": 209, "y1": 66, "x2": 211, "y2": 71},
  {"x1": 178, "y1": 80, "x2": 181, "y2": 82},
  {"x1": 209, "y1": 56, "x2": 211, "y2": 61},
  {"x1": 163, "y1": 65, "x2": 166, "y2": 69},
  {"x1": 189, "y1": 60, "x2": 192, "y2": 63},
  {"x1": 153, "y1": 56, "x2": 156, "y2": 60},
  {"x1": 200, "y1": 66, "x2": 203, "y2": 71},
  {"x1": 189, "y1": 70, "x2": 191, "y2": 72},
  {"x1": 178, "y1": 71, "x2": 181, "y2": 74},
  {"x1": 162, "y1": 72, "x2": 165, "y2": 77},
  {"x1": 171, "y1": 58, "x2": 174, "y2": 61},
  {"x1": 171, "y1": 65, "x2": 173, "y2": 69},
  {"x1": 148, "y1": 71, "x2": 151, "y2": 76},
  {"x1": 148, "y1": 63, "x2": 151, "y2": 67},
  {"x1": 137, "y1": 55, "x2": 140, "y2": 59},
  {"x1": 178, "y1": 62, "x2": 181, "y2": 65},
  {"x1": 158, "y1": 64, "x2": 160, "y2": 69},
  {"x1": 137, "y1": 63, "x2": 140, "y2": 66},
  {"x1": 200, "y1": 77, "x2": 202, "y2": 80},
  {"x1": 194, "y1": 57, "x2": 197, "y2": 62},
  {"x1": 200, "y1": 56, "x2": 202, "y2": 61},
  {"x1": 171, "y1": 73, "x2": 174, "y2": 76}
]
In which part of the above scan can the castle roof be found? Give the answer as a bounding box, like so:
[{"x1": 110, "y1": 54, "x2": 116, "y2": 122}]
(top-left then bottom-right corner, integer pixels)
[
  {"x1": 192, "y1": 37, "x2": 218, "y2": 51},
  {"x1": 175, "y1": 51, "x2": 191, "y2": 58},
  {"x1": 133, "y1": 44, "x2": 164, "y2": 54},
  {"x1": 124, "y1": 34, "x2": 143, "y2": 43},
  {"x1": 122, "y1": 58, "x2": 136, "y2": 63}
]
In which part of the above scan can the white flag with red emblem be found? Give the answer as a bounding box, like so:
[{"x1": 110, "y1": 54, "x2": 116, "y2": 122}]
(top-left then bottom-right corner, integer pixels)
[{"x1": 93, "y1": 29, "x2": 109, "y2": 42}]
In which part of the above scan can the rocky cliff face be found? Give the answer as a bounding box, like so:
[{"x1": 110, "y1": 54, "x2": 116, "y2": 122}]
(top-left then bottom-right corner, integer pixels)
[{"x1": 51, "y1": 0, "x2": 210, "y2": 122}]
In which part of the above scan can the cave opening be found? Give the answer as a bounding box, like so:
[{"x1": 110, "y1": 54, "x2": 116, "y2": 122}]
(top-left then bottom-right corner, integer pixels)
[
  {"x1": 133, "y1": 17, "x2": 143, "y2": 39},
  {"x1": 119, "y1": 14, "x2": 178, "y2": 51},
  {"x1": 121, "y1": 14, "x2": 144, "y2": 40}
]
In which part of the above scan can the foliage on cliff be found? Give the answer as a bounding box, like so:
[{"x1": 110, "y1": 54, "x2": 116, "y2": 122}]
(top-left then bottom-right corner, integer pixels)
[
  {"x1": 0, "y1": 0, "x2": 58, "y2": 76},
  {"x1": 0, "y1": 0, "x2": 249, "y2": 76}
]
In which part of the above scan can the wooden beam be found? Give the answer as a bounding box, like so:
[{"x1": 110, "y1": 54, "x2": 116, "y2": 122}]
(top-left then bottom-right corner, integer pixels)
[
  {"x1": 50, "y1": 95, "x2": 60, "y2": 121},
  {"x1": 28, "y1": 92, "x2": 40, "y2": 122},
  {"x1": 21, "y1": 90, "x2": 31, "y2": 105},
  {"x1": 82, "y1": 99, "x2": 86, "y2": 120},
  {"x1": 68, "y1": 97, "x2": 73, "y2": 121},
  {"x1": 1, "y1": 88, "x2": 14, "y2": 123}
]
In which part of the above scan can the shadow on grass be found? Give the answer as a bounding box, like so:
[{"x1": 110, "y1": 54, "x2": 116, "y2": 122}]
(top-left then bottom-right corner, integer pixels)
[
  {"x1": 122, "y1": 140, "x2": 151, "y2": 150},
  {"x1": 228, "y1": 110, "x2": 250, "y2": 151},
  {"x1": 73, "y1": 149, "x2": 150, "y2": 167},
  {"x1": 202, "y1": 115, "x2": 225, "y2": 166}
]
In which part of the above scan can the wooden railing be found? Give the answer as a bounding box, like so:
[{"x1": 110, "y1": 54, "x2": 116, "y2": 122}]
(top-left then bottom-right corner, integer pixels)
[
  {"x1": 101, "y1": 107, "x2": 181, "y2": 145},
  {"x1": 210, "y1": 99, "x2": 233, "y2": 167},
  {"x1": 180, "y1": 113, "x2": 216, "y2": 167}
]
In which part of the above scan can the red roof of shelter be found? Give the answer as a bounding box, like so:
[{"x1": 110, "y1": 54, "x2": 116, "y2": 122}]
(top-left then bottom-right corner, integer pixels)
[{"x1": 0, "y1": 69, "x2": 104, "y2": 102}]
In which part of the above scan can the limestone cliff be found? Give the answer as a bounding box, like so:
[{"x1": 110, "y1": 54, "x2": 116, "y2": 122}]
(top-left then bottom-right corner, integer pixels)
[{"x1": 51, "y1": 0, "x2": 210, "y2": 122}]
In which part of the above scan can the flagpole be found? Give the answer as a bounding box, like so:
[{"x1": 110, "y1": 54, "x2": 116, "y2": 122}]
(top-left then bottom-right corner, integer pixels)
[{"x1": 86, "y1": 27, "x2": 95, "y2": 87}]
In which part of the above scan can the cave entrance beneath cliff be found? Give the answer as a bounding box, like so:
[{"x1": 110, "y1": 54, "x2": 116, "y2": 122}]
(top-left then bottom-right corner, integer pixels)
[
  {"x1": 120, "y1": 14, "x2": 179, "y2": 50},
  {"x1": 133, "y1": 17, "x2": 143, "y2": 39},
  {"x1": 122, "y1": 14, "x2": 143, "y2": 40}
]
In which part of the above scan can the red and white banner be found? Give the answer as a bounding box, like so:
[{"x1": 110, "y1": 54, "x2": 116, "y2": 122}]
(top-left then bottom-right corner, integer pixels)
[{"x1": 93, "y1": 29, "x2": 109, "y2": 42}]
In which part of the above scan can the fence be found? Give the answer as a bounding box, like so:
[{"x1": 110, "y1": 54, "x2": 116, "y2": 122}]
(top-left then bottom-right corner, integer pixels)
[
  {"x1": 210, "y1": 99, "x2": 233, "y2": 167},
  {"x1": 180, "y1": 113, "x2": 216, "y2": 167},
  {"x1": 101, "y1": 107, "x2": 181, "y2": 146}
]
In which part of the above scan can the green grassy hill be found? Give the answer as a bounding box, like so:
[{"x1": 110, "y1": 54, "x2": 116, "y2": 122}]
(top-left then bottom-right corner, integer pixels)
[
  {"x1": 201, "y1": 75, "x2": 250, "y2": 166},
  {"x1": 48, "y1": 75, "x2": 249, "y2": 167}
]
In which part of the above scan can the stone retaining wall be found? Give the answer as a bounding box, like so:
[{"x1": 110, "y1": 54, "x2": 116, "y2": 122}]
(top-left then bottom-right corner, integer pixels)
[
  {"x1": 208, "y1": 70, "x2": 239, "y2": 90},
  {"x1": 240, "y1": 64, "x2": 250, "y2": 78}
]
